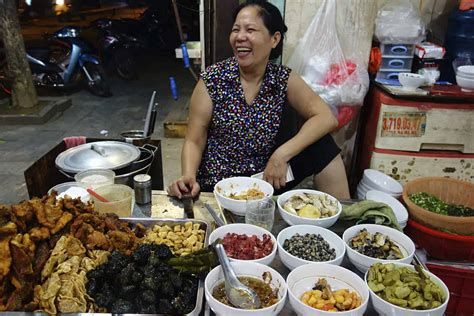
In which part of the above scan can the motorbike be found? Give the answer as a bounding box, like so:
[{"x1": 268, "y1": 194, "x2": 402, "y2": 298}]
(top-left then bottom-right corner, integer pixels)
[
  {"x1": 90, "y1": 19, "x2": 143, "y2": 80},
  {"x1": 93, "y1": 8, "x2": 180, "y2": 53},
  {"x1": 1, "y1": 26, "x2": 111, "y2": 97}
]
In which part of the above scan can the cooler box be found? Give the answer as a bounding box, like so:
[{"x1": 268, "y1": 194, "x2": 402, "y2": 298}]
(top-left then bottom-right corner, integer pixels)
[
  {"x1": 358, "y1": 85, "x2": 474, "y2": 185},
  {"x1": 370, "y1": 149, "x2": 474, "y2": 184}
]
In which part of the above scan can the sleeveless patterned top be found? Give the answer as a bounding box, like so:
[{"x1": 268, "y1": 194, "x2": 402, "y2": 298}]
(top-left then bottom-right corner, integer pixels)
[{"x1": 197, "y1": 57, "x2": 291, "y2": 191}]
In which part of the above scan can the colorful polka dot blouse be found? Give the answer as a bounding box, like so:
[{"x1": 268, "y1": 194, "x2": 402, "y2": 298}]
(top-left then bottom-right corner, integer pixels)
[{"x1": 197, "y1": 57, "x2": 291, "y2": 191}]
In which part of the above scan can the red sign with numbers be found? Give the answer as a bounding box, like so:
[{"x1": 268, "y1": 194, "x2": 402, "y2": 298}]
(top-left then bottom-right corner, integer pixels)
[{"x1": 381, "y1": 112, "x2": 427, "y2": 137}]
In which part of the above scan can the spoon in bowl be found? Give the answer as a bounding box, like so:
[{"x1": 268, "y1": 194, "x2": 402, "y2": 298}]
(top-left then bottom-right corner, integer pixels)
[{"x1": 215, "y1": 244, "x2": 261, "y2": 309}]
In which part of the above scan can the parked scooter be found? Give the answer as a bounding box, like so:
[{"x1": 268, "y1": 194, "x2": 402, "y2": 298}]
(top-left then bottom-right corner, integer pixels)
[
  {"x1": 91, "y1": 19, "x2": 143, "y2": 80},
  {"x1": 93, "y1": 8, "x2": 180, "y2": 53},
  {"x1": 1, "y1": 26, "x2": 111, "y2": 97}
]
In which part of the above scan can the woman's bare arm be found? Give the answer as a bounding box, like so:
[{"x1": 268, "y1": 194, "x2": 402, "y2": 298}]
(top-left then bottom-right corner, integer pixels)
[
  {"x1": 263, "y1": 72, "x2": 338, "y2": 189},
  {"x1": 167, "y1": 79, "x2": 213, "y2": 197}
]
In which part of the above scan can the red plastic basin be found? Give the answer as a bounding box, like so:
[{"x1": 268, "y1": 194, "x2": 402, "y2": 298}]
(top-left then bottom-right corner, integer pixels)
[{"x1": 406, "y1": 219, "x2": 474, "y2": 261}]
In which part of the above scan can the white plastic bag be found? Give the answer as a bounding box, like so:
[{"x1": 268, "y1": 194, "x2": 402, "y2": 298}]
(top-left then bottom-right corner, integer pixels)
[
  {"x1": 375, "y1": 0, "x2": 425, "y2": 44},
  {"x1": 287, "y1": 0, "x2": 369, "y2": 115}
]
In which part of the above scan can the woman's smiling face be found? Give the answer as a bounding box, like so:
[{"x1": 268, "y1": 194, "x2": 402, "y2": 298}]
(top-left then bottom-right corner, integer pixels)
[{"x1": 230, "y1": 6, "x2": 280, "y2": 70}]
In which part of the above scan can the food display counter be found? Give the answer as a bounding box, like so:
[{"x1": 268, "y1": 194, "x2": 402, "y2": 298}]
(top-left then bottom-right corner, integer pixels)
[{"x1": 0, "y1": 186, "x2": 464, "y2": 315}]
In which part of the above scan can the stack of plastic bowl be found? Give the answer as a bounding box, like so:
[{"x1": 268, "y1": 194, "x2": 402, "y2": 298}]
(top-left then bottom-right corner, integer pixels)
[
  {"x1": 357, "y1": 169, "x2": 403, "y2": 200},
  {"x1": 365, "y1": 190, "x2": 409, "y2": 228},
  {"x1": 456, "y1": 65, "x2": 474, "y2": 92}
]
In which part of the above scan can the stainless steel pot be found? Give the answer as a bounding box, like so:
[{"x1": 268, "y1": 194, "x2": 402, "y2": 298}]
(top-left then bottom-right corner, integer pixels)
[
  {"x1": 56, "y1": 142, "x2": 158, "y2": 186},
  {"x1": 120, "y1": 130, "x2": 151, "y2": 143}
]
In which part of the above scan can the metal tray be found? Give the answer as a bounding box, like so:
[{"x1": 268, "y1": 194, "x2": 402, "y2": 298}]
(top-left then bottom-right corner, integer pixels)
[{"x1": 4, "y1": 218, "x2": 210, "y2": 316}]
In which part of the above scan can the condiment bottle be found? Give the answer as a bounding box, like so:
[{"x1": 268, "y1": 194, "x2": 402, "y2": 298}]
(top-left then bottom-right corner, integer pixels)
[{"x1": 133, "y1": 174, "x2": 152, "y2": 204}]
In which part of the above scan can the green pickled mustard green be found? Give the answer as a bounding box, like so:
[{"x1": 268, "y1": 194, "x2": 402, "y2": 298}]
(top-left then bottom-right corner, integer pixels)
[
  {"x1": 367, "y1": 263, "x2": 445, "y2": 310},
  {"x1": 409, "y1": 192, "x2": 474, "y2": 217}
]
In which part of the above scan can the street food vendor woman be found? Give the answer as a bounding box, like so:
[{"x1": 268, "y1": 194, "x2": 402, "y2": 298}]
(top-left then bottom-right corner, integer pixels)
[{"x1": 168, "y1": 0, "x2": 349, "y2": 200}]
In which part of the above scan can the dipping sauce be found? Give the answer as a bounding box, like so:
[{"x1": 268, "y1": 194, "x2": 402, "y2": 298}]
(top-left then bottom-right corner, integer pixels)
[{"x1": 212, "y1": 274, "x2": 279, "y2": 309}]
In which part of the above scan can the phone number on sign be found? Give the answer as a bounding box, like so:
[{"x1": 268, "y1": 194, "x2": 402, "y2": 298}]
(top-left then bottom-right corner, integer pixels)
[{"x1": 381, "y1": 112, "x2": 426, "y2": 137}]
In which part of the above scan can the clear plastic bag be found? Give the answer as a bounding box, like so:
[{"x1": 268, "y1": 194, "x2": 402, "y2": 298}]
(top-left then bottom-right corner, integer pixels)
[
  {"x1": 375, "y1": 0, "x2": 425, "y2": 44},
  {"x1": 287, "y1": 0, "x2": 369, "y2": 115}
]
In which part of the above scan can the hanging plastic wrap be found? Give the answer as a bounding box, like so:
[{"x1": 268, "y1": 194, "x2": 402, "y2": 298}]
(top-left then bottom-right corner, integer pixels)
[
  {"x1": 286, "y1": 0, "x2": 369, "y2": 116},
  {"x1": 375, "y1": 0, "x2": 425, "y2": 44}
]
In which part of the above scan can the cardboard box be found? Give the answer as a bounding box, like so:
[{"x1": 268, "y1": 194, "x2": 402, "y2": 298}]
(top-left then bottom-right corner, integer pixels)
[{"x1": 415, "y1": 42, "x2": 446, "y2": 59}]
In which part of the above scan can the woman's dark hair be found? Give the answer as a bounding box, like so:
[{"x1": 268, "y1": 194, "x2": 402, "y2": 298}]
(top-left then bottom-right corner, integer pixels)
[{"x1": 232, "y1": 0, "x2": 288, "y2": 60}]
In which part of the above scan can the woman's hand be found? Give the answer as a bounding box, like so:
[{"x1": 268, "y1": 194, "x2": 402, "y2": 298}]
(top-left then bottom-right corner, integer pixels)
[
  {"x1": 167, "y1": 176, "x2": 201, "y2": 198},
  {"x1": 263, "y1": 152, "x2": 288, "y2": 190}
]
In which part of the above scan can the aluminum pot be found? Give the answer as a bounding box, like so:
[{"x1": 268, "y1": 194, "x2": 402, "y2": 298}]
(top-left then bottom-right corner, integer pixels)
[
  {"x1": 120, "y1": 130, "x2": 151, "y2": 143},
  {"x1": 113, "y1": 143, "x2": 157, "y2": 175},
  {"x1": 56, "y1": 142, "x2": 158, "y2": 186}
]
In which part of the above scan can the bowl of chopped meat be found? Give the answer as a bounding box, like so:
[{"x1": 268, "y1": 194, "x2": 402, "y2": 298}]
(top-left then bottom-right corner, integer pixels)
[
  {"x1": 214, "y1": 177, "x2": 274, "y2": 216},
  {"x1": 209, "y1": 223, "x2": 277, "y2": 265}
]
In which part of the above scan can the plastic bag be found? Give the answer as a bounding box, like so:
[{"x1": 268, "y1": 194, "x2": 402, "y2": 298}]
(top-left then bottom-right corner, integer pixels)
[
  {"x1": 375, "y1": 0, "x2": 425, "y2": 44},
  {"x1": 287, "y1": 0, "x2": 369, "y2": 116}
]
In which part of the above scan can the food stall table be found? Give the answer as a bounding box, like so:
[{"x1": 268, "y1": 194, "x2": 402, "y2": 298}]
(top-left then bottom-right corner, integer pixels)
[{"x1": 142, "y1": 192, "x2": 379, "y2": 315}]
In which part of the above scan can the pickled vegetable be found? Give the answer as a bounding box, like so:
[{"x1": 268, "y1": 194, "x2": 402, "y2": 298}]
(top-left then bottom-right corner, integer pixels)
[{"x1": 367, "y1": 263, "x2": 445, "y2": 310}]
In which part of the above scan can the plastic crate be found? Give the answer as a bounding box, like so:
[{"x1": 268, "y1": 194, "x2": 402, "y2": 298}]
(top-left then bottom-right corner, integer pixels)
[
  {"x1": 380, "y1": 43, "x2": 415, "y2": 57},
  {"x1": 427, "y1": 263, "x2": 474, "y2": 316},
  {"x1": 380, "y1": 56, "x2": 413, "y2": 71}
]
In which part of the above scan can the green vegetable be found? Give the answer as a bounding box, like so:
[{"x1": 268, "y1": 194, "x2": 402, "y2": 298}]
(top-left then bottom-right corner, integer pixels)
[
  {"x1": 409, "y1": 192, "x2": 474, "y2": 217},
  {"x1": 166, "y1": 247, "x2": 218, "y2": 275},
  {"x1": 367, "y1": 263, "x2": 445, "y2": 310}
]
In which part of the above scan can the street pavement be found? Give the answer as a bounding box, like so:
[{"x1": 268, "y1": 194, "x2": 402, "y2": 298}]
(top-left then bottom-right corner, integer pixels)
[
  {"x1": 0, "y1": 6, "x2": 195, "y2": 204},
  {"x1": 0, "y1": 5, "x2": 194, "y2": 204}
]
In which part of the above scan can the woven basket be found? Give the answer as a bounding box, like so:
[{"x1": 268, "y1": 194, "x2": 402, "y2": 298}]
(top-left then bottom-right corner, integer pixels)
[{"x1": 402, "y1": 177, "x2": 474, "y2": 235}]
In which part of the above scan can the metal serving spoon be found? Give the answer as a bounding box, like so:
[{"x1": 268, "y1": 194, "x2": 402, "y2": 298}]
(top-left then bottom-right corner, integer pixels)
[{"x1": 215, "y1": 244, "x2": 261, "y2": 309}]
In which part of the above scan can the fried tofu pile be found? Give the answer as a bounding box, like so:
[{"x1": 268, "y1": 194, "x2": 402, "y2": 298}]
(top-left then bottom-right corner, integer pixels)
[
  {"x1": 0, "y1": 192, "x2": 139, "y2": 312},
  {"x1": 34, "y1": 235, "x2": 109, "y2": 314}
]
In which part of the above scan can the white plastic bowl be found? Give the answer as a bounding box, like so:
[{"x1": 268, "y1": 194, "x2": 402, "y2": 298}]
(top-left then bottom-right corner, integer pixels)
[
  {"x1": 276, "y1": 225, "x2": 345, "y2": 270},
  {"x1": 398, "y1": 73, "x2": 427, "y2": 91},
  {"x1": 74, "y1": 169, "x2": 115, "y2": 189},
  {"x1": 214, "y1": 177, "x2": 274, "y2": 216},
  {"x1": 456, "y1": 74, "x2": 474, "y2": 92},
  {"x1": 457, "y1": 65, "x2": 474, "y2": 78},
  {"x1": 208, "y1": 223, "x2": 277, "y2": 266},
  {"x1": 205, "y1": 261, "x2": 287, "y2": 316},
  {"x1": 362, "y1": 169, "x2": 403, "y2": 195},
  {"x1": 48, "y1": 181, "x2": 90, "y2": 202},
  {"x1": 360, "y1": 178, "x2": 402, "y2": 199},
  {"x1": 287, "y1": 263, "x2": 369, "y2": 316},
  {"x1": 365, "y1": 190, "x2": 409, "y2": 224},
  {"x1": 365, "y1": 262, "x2": 449, "y2": 316},
  {"x1": 343, "y1": 224, "x2": 415, "y2": 273},
  {"x1": 277, "y1": 189, "x2": 342, "y2": 227}
]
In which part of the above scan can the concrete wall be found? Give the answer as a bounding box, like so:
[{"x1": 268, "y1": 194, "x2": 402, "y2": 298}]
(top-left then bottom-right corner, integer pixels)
[{"x1": 282, "y1": 0, "x2": 456, "y2": 66}]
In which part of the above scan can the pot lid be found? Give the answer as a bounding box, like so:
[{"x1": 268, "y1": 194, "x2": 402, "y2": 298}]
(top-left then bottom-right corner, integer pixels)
[{"x1": 55, "y1": 141, "x2": 141, "y2": 173}]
